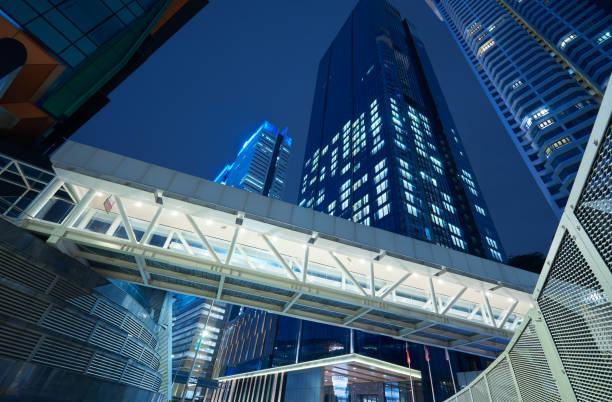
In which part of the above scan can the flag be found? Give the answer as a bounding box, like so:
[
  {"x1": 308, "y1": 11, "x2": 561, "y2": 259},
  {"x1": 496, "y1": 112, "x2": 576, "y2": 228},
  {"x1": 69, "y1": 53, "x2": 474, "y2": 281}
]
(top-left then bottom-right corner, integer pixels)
[
  {"x1": 406, "y1": 343, "x2": 411, "y2": 365},
  {"x1": 424, "y1": 345, "x2": 430, "y2": 362},
  {"x1": 445, "y1": 348, "x2": 450, "y2": 361},
  {"x1": 103, "y1": 196, "x2": 113, "y2": 213}
]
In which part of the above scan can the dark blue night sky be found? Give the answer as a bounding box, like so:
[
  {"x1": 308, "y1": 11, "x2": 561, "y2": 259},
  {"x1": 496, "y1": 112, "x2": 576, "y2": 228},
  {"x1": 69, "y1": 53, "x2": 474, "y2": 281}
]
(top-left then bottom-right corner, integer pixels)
[{"x1": 73, "y1": 0, "x2": 557, "y2": 256}]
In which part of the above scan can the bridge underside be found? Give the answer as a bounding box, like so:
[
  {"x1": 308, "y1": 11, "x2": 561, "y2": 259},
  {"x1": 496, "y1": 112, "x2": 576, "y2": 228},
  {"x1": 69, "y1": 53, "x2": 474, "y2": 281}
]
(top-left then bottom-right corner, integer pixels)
[{"x1": 3, "y1": 142, "x2": 536, "y2": 358}]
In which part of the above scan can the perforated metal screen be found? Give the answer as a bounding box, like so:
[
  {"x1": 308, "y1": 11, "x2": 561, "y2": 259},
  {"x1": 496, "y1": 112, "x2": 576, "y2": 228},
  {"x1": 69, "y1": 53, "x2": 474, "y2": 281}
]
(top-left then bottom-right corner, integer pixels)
[
  {"x1": 538, "y1": 234, "x2": 612, "y2": 402},
  {"x1": 508, "y1": 321, "x2": 561, "y2": 401},
  {"x1": 445, "y1": 76, "x2": 612, "y2": 402},
  {"x1": 575, "y1": 123, "x2": 612, "y2": 270}
]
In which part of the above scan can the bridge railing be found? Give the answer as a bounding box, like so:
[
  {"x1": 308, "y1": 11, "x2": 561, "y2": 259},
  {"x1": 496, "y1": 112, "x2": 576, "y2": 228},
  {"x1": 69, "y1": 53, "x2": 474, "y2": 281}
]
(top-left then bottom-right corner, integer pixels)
[{"x1": 446, "y1": 76, "x2": 612, "y2": 401}]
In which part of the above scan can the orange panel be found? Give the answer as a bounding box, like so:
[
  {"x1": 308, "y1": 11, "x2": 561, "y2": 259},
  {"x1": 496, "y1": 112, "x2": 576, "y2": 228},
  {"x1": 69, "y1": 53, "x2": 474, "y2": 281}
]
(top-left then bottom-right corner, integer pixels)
[
  {"x1": 1, "y1": 64, "x2": 58, "y2": 103},
  {"x1": 150, "y1": 0, "x2": 189, "y2": 34}
]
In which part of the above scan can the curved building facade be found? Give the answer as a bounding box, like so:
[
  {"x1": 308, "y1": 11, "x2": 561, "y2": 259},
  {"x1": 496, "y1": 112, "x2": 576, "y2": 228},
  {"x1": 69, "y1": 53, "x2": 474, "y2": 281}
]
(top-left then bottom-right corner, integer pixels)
[
  {"x1": 505, "y1": 0, "x2": 612, "y2": 91},
  {"x1": 430, "y1": 0, "x2": 606, "y2": 215},
  {"x1": 0, "y1": 218, "x2": 167, "y2": 401}
]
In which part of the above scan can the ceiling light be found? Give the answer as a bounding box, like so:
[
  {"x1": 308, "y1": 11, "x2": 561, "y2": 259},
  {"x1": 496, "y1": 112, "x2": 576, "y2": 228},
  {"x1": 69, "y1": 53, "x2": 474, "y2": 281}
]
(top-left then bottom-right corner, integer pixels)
[
  {"x1": 205, "y1": 219, "x2": 213, "y2": 226},
  {"x1": 270, "y1": 236, "x2": 278, "y2": 242},
  {"x1": 134, "y1": 201, "x2": 143, "y2": 207},
  {"x1": 171, "y1": 210, "x2": 178, "y2": 216},
  {"x1": 485, "y1": 291, "x2": 492, "y2": 297},
  {"x1": 95, "y1": 192, "x2": 103, "y2": 197},
  {"x1": 507, "y1": 297, "x2": 514, "y2": 302},
  {"x1": 437, "y1": 279, "x2": 445, "y2": 285},
  {"x1": 359, "y1": 259, "x2": 365, "y2": 264},
  {"x1": 386, "y1": 265, "x2": 393, "y2": 271}
]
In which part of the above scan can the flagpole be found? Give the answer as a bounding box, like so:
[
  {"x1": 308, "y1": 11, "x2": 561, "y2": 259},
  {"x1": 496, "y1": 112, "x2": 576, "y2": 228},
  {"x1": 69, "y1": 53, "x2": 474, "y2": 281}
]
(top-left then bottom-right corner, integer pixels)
[
  {"x1": 424, "y1": 346, "x2": 436, "y2": 402},
  {"x1": 446, "y1": 348, "x2": 457, "y2": 394},
  {"x1": 406, "y1": 342, "x2": 415, "y2": 402}
]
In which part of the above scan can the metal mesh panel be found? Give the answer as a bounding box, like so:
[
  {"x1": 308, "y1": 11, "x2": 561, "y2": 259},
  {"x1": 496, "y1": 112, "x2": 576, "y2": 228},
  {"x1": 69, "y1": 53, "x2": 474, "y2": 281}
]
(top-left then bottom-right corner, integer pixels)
[
  {"x1": 485, "y1": 357, "x2": 518, "y2": 402},
  {"x1": 538, "y1": 234, "x2": 612, "y2": 401},
  {"x1": 456, "y1": 390, "x2": 472, "y2": 402},
  {"x1": 508, "y1": 320, "x2": 561, "y2": 401},
  {"x1": 575, "y1": 123, "x2": 612, "y2": 269},
  {"x1": 470, "y1": 377, "x2": 489, "y2": 401}
]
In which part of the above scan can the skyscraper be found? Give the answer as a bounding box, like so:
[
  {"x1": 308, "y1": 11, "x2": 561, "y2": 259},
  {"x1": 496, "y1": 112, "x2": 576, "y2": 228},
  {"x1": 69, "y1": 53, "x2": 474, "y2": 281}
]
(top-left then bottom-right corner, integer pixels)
[
  {"x1": 214, "y1": 121, "x2": 291, "y2": 199},
  {"x1": 171, "y1": 295, "x2": 228, "y2": 400},
  {"x1": 0, "y1": 0, "x2": 208, "y2": 159},
  {"x1": 425, "y1": 0, "x2": 611, "y2": 215},
  {"x1": 299, "y1": 0, "x2": 505, "y2": 262}
]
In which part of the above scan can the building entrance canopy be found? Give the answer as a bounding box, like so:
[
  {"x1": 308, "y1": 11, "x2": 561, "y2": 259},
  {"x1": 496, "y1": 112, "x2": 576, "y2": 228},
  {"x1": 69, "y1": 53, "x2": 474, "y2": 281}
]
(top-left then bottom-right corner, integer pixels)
[{"x1": 6, "y1": 142, "x2": 537, "y2": 358}]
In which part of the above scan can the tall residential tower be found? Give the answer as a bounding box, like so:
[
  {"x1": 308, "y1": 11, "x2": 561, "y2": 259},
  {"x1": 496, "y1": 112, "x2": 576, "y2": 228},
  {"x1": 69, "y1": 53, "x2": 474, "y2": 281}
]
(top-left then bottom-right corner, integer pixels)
[
  {"x1": 299, "y1": 0, "x2": 506, "y2": 262},
  {"x1": 426, "y1": 0, "x2": 611, "y2": 215}
]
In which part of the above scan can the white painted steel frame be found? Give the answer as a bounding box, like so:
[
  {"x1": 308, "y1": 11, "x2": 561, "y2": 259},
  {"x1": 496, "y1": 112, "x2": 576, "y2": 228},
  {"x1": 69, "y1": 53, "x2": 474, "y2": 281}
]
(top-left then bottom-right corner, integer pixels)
[
  {"x1": 445, "y1": 74, "x2": 612, "y2": 401},
  {"x1": 4, "y1": 143, "x2": 539, "y2": 358}
]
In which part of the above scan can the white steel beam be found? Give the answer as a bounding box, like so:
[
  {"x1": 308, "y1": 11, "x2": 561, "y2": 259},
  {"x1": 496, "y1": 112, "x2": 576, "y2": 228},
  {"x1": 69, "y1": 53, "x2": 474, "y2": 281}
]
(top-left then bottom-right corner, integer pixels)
[
  {"x1": 342, "y1": 307, "x2": 372, "y2": 325},
  {"x1": 497, "y1": 299, "x2": 518, "y2": 329},
  {"x1": 330, "y1": 252, "x2": 368, "y2": 297},
  {"x1": 135, "y1": 256, "x2": 149, "y2": 285},
  {"x1": 428, "y1": 277, "x2": 439, "y2": 314},
  {"x1": 282, "y1": 292, "x2": 302, "y2": 313},
  {"x1": 369, "y1": 262, "x2": 376, "y2": 297},
  {"x1": 225, "y1": 227, "x2": 239, "y2": 265},
  {"x1": 114, "y1": 196, "x2": 137, "y2": 244},
  {"x1": 302, "y1": 246, "x2": 309, "y2": 282},
  {"x1": 262, "y1": 234, "x2": 298, "y2": 281},
  {"x1": 22, "y1": 177, "x2": 64, "y2": 219},
  {"x1": 63, "y1": 189, "x2": 96, "y2": 229},
  {"x1": 186, "y1": 215, "x2": 221, "y2": 264},
  {"x1": 440, "y1": 286, "x2": 467, "y2": 315},
  {"x1": 378, "y1": 272, "x2": 412, "y2": 299},
  {"x1": 176, "y1": 231, "x2": 194, "y2": 256},
  {"x1": 481, "y1": 291, "x2": 496, "y2": 327},
  {"x1": 237, "y1": 245, "x2": 256, "y2": 269},
  {"x1": 399, "y1": 321, "x2": 436, "y2": 336},
  {"x1": 216, "y1": 275, "x2": 225, "y2": 300},
  {"x1": 141, "y1": 206, "x2": 162, "y2": 244},
  {"x1": 105, "y1": 215, "x2": 121, "y2": 236}
]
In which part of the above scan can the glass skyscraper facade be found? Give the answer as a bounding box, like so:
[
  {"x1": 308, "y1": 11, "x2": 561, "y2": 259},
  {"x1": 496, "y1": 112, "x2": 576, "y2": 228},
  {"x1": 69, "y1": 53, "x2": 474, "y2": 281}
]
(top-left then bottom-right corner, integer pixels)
[
  {"x1": 299, "y1": 0, "x2": 505, "y2": 262},
  {"x1": 171, "y1": 295, "x2": 228, "y2": 400},
  {"x1": 215, "y1": 121, "x2": 292, "y2": 199},
  {"x1": 427, "y1": 0, "x2": 611, "y2": 216}
]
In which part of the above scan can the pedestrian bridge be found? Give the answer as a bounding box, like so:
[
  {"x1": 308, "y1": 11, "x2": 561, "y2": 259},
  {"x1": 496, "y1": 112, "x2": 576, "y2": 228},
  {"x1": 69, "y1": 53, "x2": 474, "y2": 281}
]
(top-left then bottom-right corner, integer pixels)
[{"x1": 2, "y1": 142, "x2": 536, "y2": 359}]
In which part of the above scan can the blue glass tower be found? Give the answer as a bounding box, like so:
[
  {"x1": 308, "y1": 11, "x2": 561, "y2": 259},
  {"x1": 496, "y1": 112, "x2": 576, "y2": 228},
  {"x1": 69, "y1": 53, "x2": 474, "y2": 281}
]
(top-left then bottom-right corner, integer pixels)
[
  {"x1": 215, "y1": 121, "x2": 291, "y2": 199},
  {"x1": 426, "y1": 0, "x2": 609, "y2": 216},
  {"x1": 299, "y1": 0, "x2": 506, "y2": 262}
]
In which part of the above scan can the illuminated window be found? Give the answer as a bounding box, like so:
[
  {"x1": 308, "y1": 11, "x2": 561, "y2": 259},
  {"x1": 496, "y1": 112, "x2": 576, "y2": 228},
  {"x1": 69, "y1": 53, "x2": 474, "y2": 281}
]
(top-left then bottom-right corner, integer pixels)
[
  {"x1": 452, "y1": 235, "x2": 466, "y2": 249},
  {"x1": 407, "y1": 204, "x2": 419, "y2": 217},
  {"x1": 538, "y1": 118, "x2": 555, "y2": 130},
  {"x1": 486, "y1": 236, "x2": 498, "y2": 249},
  {"x1": 490, "y1": 249, "x2": 503, "y2": 262},
  {"x1": 544, "y1": 136, "x2": 571, "y2": 157},
  {"x1": 477, "y1": 39, "x2": 495, "y2": 57},
  {"x1": 511, "y1": 80, "x2": 523, "y2": 89},
  {"x1": 559, "y1": 33, "x2": 577, "y2": 49},
  {"x1": 327, "y1": 201, "x2": 336, "y2": 213},
  {"x1": 376, "y1": 180, "x2": 388, "y2": 194},
  {"x1": 448, "y1": 224, "x2": 462, "y2": 237},
  {"x1": 374, "y1": 159, "x2": 386, "y2": 173},
  {"x1": 475, "y1": 205, "x2": 486, "y2": 216},
  {"x1": 431, "y1": 213, "x2": 446, "y2": 227},
  {"x1": 376, "y1": 204, "x2": 391, "y2": 219},
  {"x1": 596, "y1": 31, "x2": 611, "y2": 45},
  {"x1": 465, "y1": 21, "x2": 481, "y2": 38},
  {"x1": 376, "y1": 192, "x2": 388, "y2": 206}
]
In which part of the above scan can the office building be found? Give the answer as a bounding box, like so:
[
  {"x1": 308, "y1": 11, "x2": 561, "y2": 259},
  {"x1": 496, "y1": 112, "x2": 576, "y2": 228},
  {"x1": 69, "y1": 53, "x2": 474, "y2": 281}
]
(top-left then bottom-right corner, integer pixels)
[
  {"x1": 171, "y1": 295, "x2": 228, "y2": 400},
  {"x1": 0, "y1": 217, "x2": 171, "y2": 401},
  {"x1": 426, "y1": 0, "x2": 611, "y2": 215},
  {"x1": 0, "y1": 0, "x2": 208, "y2": 159},
  {"x1": 215, "y1": 121, "x2": 292, "y2": 199},
  {"x1": 299, "y1": 0, "x2": 505, "y2": 263}
]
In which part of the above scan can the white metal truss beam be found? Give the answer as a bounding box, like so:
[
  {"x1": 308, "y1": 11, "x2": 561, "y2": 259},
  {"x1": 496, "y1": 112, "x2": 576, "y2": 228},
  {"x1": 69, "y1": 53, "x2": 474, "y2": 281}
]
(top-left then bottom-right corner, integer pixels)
[
  {"x1": 440, "y1": 286, "x2": 467, "y2": 315},
  {"x1": 262, "y1": 234, "x2": 298, "y2": 281},
  {"x1": 186, "y1": 215, "x2": 221, "y2": 264},
  {"x1": 330, "y1": 252, "x2": 368, "y2": 297}
]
